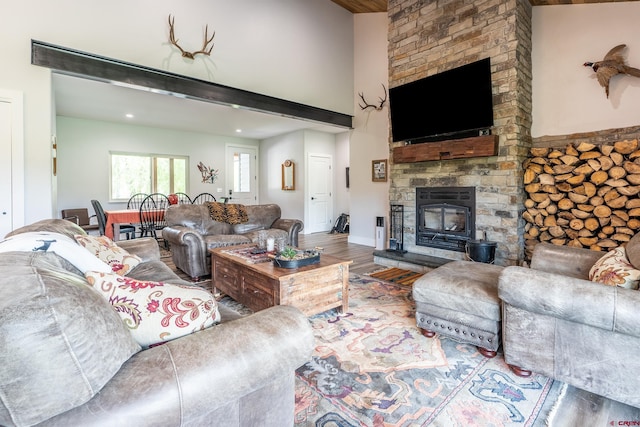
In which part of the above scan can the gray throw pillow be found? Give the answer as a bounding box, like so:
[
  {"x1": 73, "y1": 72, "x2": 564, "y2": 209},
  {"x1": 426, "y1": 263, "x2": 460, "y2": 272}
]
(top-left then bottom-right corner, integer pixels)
[{"x1": 0, "y1": 251, "x2": 140, "y2": 426}]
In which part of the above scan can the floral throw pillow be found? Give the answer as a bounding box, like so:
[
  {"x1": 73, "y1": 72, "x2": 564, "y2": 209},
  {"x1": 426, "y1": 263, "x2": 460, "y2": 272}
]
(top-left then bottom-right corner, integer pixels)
[
  {"x1": 589, "y1": 246, "x2": 640, "y2": 290},
  {"x1": 75, "y1": 234, "x2": 141, "y2": 276},
  {"x1": 84, "y1": 271, "x2": 220, "y2": 348}
]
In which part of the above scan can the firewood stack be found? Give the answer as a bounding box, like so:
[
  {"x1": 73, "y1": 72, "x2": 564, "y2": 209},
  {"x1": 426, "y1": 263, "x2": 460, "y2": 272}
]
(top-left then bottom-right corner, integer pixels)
[{"x1": 523, "y1": 139, "x2": 640, "y2": 260}]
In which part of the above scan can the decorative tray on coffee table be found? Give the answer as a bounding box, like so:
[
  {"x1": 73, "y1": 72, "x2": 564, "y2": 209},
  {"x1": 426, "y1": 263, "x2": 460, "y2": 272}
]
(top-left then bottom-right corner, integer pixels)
[{"x1": 272, "y1": 249, "x2": 321, "y2": 268}]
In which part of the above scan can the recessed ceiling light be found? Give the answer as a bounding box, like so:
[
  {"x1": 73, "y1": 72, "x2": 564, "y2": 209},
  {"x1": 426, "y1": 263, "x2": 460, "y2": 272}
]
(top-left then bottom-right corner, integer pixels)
[
  {"x1": 236, "y1": 129, "x2": 242, "y2": 133},
  {"x1": 125, "y1": 113, "x2": 134, "y2": 119}
]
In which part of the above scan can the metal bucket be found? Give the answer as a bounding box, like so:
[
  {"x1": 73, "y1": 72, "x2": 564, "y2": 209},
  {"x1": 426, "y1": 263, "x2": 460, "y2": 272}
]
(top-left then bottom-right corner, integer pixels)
[{"x1": 466, "y1": 240, "x2": 497, "y2": 263}]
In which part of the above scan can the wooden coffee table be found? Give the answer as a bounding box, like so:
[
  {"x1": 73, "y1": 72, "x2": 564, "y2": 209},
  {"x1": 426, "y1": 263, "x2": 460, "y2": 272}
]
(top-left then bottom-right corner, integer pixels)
[{"x1": 209, "y1": 245, "x2": 352, "y2": 316}]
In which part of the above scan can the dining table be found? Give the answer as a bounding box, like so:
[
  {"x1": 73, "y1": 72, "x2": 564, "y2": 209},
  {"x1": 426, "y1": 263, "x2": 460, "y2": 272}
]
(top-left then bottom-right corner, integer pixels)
[
  {"x1": 104, "y1": 209, "x2": 142, "y2": 241},
  {"x1": 105, "y1": 207, "x2": 169, "y2": 241}
]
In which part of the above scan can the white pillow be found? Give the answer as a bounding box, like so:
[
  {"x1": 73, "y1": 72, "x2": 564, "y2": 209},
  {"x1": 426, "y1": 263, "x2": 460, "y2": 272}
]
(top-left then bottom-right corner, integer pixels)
[
  {"x1": 589, "y1": 246, "x2": 640, "y2": 290},
  {"x1": 85, "y1": 271, "x2": 220, "y2": 348},
  {"x1": 74, "y1": 234, "x2": 141, "y2": 276},
  {"x1": 0, "y1": 232, "x2": 111, "y2": 274}
]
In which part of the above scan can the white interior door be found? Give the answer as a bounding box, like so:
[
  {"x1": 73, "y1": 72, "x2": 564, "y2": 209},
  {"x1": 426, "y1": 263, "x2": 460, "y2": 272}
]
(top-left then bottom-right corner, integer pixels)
[
  {"x1": 0, "y1": 101, "x2": 12, "y2": 237},
  {"x1": 226, "y1": 144, "x2": 257, "y2": 205},
  {"x1": 0, "y1": 91, "x2": 24, "y2": 238},
  {"x1": 307, "y1": 153, "x2": 333, "y2": 233}
]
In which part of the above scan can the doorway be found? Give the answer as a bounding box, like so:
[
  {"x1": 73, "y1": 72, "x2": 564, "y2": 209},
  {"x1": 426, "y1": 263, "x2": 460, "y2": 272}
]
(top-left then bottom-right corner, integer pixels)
[
  {"x1": 306, "y1": 153, "x2": 333, "y2": 233},
  {"x1": 226, "y1": 144, "x2": 258, "y2": 205}
]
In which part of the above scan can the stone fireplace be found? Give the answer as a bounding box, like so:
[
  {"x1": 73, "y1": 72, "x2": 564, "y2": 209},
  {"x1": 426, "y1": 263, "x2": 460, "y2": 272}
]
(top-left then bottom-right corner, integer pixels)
[
  {"x1": 416, "y1": 187, "x2": 475, "y2": 252},
  {"x1": 387, "y1": 0, "x2": 534, "y2": 265}
]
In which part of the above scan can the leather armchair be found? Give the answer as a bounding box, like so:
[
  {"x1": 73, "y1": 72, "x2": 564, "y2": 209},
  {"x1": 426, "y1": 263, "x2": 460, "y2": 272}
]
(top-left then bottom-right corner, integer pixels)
[
  {"x1": 163, "y1": 204, "x2": 303, "y2": 281},
  {"x1": 499, "y1": 242, "x2": 640, "y2": 409}
]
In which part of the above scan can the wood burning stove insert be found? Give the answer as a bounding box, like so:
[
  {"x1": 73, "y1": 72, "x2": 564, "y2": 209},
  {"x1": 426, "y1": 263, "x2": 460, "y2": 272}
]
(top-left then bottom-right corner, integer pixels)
[{"x1": 416, "y1": 187, "x2": 475, "y2": 252}]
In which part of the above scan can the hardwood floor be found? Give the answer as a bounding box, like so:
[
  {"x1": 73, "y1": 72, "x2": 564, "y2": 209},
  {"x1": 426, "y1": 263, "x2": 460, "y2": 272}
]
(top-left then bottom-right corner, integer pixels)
[
  {"x1": 297, "y1": 232, "x2": 380, "y2": 275},
  {"x1": 163, "y1": 232, "x2": 381, "y2": 281},
  {"x1": 547, "y1": 385, "x2": 640, "y2": 426}
]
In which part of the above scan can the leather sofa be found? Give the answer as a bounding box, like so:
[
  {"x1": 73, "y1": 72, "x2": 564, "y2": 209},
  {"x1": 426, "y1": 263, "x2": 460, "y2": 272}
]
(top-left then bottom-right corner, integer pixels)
[
  {"x1": 499, "y1": 241, "x2": 640, "y2": 409},
  {"x1": 163, "y1": 203, "x2": 303, "y2": 281},
  {"x1": 0, "y1": 219, "x2": 314, "y2": 426}
]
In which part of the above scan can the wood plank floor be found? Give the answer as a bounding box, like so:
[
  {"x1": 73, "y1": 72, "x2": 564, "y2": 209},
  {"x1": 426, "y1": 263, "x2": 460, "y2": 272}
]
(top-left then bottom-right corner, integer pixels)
[
  {"x1": 297, "y1": 232, "x2": 379, "y2": 275},
  {"x1": 547, "y1": 384, "x2": 640, "y2": 426}
]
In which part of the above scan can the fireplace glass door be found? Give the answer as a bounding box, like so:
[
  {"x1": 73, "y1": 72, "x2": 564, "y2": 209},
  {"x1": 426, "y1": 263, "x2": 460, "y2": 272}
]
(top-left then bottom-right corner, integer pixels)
[
  {"x1": 416, "y1": 186, "x2": 475, "y2": 252},
  {"x1": 423, "y1": 206, "x2": 467, "y2": 233}
]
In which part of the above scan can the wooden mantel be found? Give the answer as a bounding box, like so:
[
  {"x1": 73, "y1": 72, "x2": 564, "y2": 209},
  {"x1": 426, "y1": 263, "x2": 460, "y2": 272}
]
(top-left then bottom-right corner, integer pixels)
[{"x1": 393, "y1": 135, "x2": 498, "y2": 163}]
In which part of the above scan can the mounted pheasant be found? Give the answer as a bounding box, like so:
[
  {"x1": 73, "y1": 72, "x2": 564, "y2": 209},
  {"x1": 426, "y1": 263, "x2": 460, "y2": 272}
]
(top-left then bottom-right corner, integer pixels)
[{"x1": 584, "y1": 44, "x2": 640, "y2": 98}]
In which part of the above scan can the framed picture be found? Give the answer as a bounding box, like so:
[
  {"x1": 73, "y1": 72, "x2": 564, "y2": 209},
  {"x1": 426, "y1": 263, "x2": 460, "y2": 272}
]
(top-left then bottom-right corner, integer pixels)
[{"x1": 372, "y1": 159, "x2": 387, "y2": 182}]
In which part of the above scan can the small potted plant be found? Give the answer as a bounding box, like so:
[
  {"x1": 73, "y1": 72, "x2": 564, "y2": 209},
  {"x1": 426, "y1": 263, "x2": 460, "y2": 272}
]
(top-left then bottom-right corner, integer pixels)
[{"x1": 273, "y1": 246, "x2": 320, "y2": 268}]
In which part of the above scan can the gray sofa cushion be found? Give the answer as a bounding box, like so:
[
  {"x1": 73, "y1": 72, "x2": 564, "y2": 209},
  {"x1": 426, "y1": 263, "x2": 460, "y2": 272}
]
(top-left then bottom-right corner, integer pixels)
[
  {"x1": 232, "y1": 204, "x2": 281, "y2": 234},
  {"x1": 413, "y1": 260, "x2": 503, "y2": 321},
  {"x1": 204, "y1": 234, "x2": 252, "y2": 249},
  {"x1": 0, "y1": 252, "x2": 140, "y2": 427},
  {"x1": 5, "y1": 218, "x2": 86, "y2": 240},
  {"x1": 625, "y1": 232, "x2": 640, "y2": 269}
]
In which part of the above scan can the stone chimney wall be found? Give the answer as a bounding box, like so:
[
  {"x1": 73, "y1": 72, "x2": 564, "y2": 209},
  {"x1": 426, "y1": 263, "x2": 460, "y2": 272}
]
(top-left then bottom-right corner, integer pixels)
[{"x1": 388, "y1": 0, "x2": 533, "y2": 265}]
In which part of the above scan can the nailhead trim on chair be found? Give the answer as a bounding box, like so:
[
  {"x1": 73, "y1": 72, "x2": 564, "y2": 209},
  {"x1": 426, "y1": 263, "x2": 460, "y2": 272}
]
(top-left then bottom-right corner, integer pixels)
[{"x1": 417, "y1": 315, "x2": 499, "y2": 351}]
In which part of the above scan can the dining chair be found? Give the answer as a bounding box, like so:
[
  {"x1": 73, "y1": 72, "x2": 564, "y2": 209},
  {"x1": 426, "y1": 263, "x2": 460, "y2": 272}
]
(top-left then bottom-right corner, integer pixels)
[
  {"x1": 174, "y1": 192, "x2": 193, "y2": 204},
  {"x1": 127, "y1": 193, "x2": 149, "y2": 237},
  {"x1": 61, "y1": 208, "x2": 100, "y2": 234},
  {"x1": 90, "y1": 200, "x2": 135, "y2": 240},
  {"x1": 192, "y1": 192, "x2": 217, "y2": 204},
  {"x1": 139, "y1": 193, "x2": 170, "y2": 247},
  {"x1": 127, "y1": 193, "x2": 149, "y2": 209}
]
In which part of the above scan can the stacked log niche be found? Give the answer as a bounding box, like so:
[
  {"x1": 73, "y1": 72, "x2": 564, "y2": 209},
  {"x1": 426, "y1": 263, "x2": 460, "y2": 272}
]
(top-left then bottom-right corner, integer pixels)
[{"x1": 523, "y1": 139, "x2": 640, "y2": 261}]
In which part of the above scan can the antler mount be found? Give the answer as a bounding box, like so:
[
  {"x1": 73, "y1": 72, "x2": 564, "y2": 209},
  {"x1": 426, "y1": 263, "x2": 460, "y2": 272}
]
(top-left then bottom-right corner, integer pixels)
[
  {"x1": 358, "y1": 83, "x2": 388, "y2": 111},
  {"x1": 168, "y1": 14, "x2": 215, "y2": 60}
]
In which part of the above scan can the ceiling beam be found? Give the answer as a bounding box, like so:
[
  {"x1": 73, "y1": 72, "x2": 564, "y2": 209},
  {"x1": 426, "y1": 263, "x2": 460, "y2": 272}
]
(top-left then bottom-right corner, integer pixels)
[{"x1": 31, "y1": 40, "x2": 352, "y2": 130}]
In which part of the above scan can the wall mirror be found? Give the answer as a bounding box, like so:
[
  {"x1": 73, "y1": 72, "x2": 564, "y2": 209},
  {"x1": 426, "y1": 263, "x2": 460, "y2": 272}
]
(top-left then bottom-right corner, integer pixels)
[{"x1": 282, "y1": 160, "x2": 295, "y2": 190}]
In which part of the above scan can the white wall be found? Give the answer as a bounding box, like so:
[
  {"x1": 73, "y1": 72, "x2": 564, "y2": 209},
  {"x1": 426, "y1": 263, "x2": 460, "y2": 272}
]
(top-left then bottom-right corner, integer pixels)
[
  {"x1": 303, "y1": 130, "x2": 337, "y2": 232},
  {"x1": 57, "y1": 117, "x2": 258, "y2": 212},
  {"x1": 1, "y1": 0, "x2": 354, "y2": 224},
  {"x1": 532, "y1": 2, "x2": 640, "y2": 137},
  {"x1": 259, "y1": 131, "x2": 306, "y2": 220},
  {"x1": 349, "y1": 13, "x2": 389, "y2": 247},
  {"x1": 260, "y1": 128, "x2": 351, "y2": 230},
  {"x1": 334, "y1": 131, "x2": 351, "y2": 216}
]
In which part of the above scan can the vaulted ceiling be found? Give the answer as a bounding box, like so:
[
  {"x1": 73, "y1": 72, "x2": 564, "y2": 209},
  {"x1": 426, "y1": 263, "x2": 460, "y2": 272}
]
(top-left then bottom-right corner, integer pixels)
[
  {"x1": 330, "y1": 0, "x2": 638, "y2": 13},
  {"x1": 56, "y1": 0, "x2": 639, "y2": 140},
  {"x1": 330, "y1": 0, "x2": 386, "y2": 13}
]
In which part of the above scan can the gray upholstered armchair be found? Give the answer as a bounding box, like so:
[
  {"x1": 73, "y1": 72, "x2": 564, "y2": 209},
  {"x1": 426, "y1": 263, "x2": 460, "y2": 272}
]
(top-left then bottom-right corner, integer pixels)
[
  {"x1": 499, "y1": 241, "x2": 640, "y2": 409},
  {"x1": 163, "y1": 203, "x2": 303, "y2": 281}
]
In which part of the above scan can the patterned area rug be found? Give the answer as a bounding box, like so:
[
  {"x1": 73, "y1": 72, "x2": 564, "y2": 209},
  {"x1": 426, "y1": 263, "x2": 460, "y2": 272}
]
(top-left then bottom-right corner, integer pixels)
[{"x1": 294, "y1": 274, "x2": 564, "y2": 426}]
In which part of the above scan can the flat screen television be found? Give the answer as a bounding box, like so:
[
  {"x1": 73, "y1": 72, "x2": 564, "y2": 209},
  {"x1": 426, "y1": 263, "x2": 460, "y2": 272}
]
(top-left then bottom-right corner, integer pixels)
[{"x1": 389, "y1": 57, "x2": 494, "y2": 144}]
